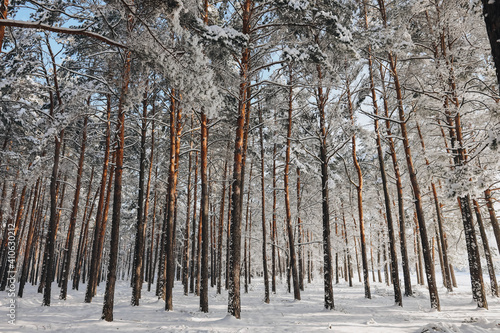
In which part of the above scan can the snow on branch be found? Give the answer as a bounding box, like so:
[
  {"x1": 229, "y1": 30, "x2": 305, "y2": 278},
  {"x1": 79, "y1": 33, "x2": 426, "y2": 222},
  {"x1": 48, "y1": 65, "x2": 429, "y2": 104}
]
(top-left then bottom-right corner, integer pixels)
[{"x1": 0, "y1": 19, "x2": 127, "y2": 48}]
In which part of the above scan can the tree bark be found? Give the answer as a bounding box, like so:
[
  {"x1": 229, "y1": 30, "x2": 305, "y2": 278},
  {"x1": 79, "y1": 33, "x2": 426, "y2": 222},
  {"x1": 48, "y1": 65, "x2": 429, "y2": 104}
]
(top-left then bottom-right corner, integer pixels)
[
  {"x1": 316, "y1": 63, "x2": 334, "y2": 309},
  {"x1": 101, "y1": 41, "x2": 132, "y2": 321},
  {"x1": 484, "y1": 189, "x2": 500, "y2": 255},
  {"x1": 59, "y1": 116, "x2": 88, "y2": 300},
  {"x1": 481, "y1": 0, "x2": 500, "y2": 91},
  {"x1": 73, "y1": 166, "x2": 95, "y2": 290},
  {"x1": 389, "y1": 52, "x2": 440, "y2": 310},
  {"x1": 258, "y1": 106, "x2": 270, "y2": 303},
  {"x1": 85, "y1": 95, "x2": 111, "y2": 303},
  {"x1": 42, "y1": 38, "x2": 65, "y2": 306},
  {"x1": 200, "y1": 110, "x2": 209, "y2": 312},
  {"x1": 131, "y1": 84, "x2": 149, "y2": 306},
  {"x1": 346, "y1": 74, "x2": 371, "y2": 300},
  {"x1": 284, "y1": 67, "x2": 301, "y2": 301},
  {"x1": 228, "y1": 0, "x2": 253, "y2": 319},
  {"x1": 183, "y1": 118, "x2": 193, "y2": 296},
  {"x1": 165, "y1": 92, "x2": 181, "y2": 311},
  {"x1": 473, "y1": 199, "x2": 499, "y2": 297}
]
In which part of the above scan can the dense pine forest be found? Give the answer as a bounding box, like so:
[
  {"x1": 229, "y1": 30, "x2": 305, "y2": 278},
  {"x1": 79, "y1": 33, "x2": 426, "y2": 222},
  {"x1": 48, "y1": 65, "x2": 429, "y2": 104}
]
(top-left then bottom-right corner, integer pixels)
[{"x1": 1, "y1": 0, "x2": 500, "y2": 331}]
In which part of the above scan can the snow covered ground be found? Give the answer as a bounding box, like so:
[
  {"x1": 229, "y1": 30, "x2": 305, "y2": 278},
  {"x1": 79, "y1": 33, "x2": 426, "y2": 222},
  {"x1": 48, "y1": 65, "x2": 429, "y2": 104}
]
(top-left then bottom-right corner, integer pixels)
[{"x1": 1, "y1": 272, "x2": 499, "y2": 332}]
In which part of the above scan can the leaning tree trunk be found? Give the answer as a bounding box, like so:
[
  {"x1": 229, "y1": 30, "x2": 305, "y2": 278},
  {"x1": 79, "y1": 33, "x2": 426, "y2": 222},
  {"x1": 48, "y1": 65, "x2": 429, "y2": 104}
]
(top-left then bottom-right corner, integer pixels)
[
  {"x1": 444, "y1": 39, "x2": 488, "y2": 308},
  {"x1": 415, "y1": 122, "x2": 453, "y2": 292},
  {"x1": 472, "y1": 199, "x2": 499, "y2": 297},
  {"x1": 378, "y1": 65, "x2": 412, "y2": 297},
  {"x1": 389, "y1": 52, "x2": 440, "y2": 310},
  {"x1": 484, "y1": 189, "x2": 500, "y2": 255}
]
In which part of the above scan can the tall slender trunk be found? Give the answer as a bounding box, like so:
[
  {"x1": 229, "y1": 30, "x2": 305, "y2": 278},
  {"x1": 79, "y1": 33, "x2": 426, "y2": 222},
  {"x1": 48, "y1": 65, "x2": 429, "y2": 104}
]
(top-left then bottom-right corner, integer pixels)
[
  {"x1": 225, "y1": 184, "x2": 232, "y2": 290},
  {"x1": 43, "y1": 38, "x2": 65, "y2": 306},
  {"x1": 228, "y1": 0, "x2": 253, "y2": 319},
  {"x1": 73, "y1": 167, "x2": 95, "y2": 290},
  {"x1": 243, "y1": 159, "x2": 253, "y2": 294},
  {"x1": 101, "y1": 36, "x2": 132, "y2": 321},
  {"x1": 216, "y1": 149, "x2": 228, "y2": 295},
  {"x1": 389, "y1": 52, "x2": 440, "y2": 310},
  {"x1": 60, "y1": 116, "x2": 88, "y2": 300},
  {"x1": 183, "y1": 119, "x2": 193, "y2": 296},
  {"x1": 142, "y1": 105, "x2": 155, "y2": 288},
  {"x1": 481, "y1": 0, "x2": 500, "y2": 91},
  {"x1": 189, "y1": 152, "x2": 199, "y2": 294},
  {"x1": 132, "y1": 84, "x2": 149, "y2": 306},
  {"x1": 271, "y1": 134, "x2": 277, "y2": 294},
  {"x1": 200, "y1": 110, "x2": 209, "y2": 312},
  {"x1": 284, "y1": 67, "x2": 300, "y2": 301},
  {"x1": 445, "y1": 37, "x2": 488, "y2": 307},
  {"x1": 484, "y1": 189, "x2": 500, "y2": 255},
  {"x1": 315, "y1": 62, "x2": 334, "y2": 308},
  {"x1": 258, "y1": 106, "x2": 270, "y2": 303},
  {"x1": 473, "y1": 199, "x2": 499, "y2": 297},
  {"x1": 165, "y1": 92, "x2": 181, "y2": 311},
  {"x1": 378, "y1": 65, "x2": 412, "y2": 297},
  {"x1": 415, "y1": 122, "x2": 453, "y2": 292},
  {"x1": 148, "y1": 183, "x2": 158, "y2": 291},
  {"x1": 18, "y1": 178, "x2": 41, "y2": 297},
  {"x1": 85, "y1": 95, "x2": 112, "y2": 303},
  {"x1": 296, "y1": 167, "x2": 304, "y2": 291},
  {"x1": 346, "y1": 74, "x2": 371, "y2": 300}
]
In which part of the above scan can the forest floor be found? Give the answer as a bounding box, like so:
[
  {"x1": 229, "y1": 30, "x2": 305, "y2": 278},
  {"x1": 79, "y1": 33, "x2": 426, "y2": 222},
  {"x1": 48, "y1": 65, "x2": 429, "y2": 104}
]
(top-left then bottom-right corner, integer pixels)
[{"x1": 1, "y1": 272, "x2": 500, "y2": 332}]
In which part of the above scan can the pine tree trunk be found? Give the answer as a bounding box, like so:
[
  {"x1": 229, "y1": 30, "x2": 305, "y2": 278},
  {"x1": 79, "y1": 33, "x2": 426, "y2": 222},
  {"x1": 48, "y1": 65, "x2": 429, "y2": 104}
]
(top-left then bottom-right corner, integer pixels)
[
  {"x1": 101, "y1": 43, "x2": 132, "y2": 321},
  {"x1": 484, "y1": 189, "x2": 500, "y2": 255},
  {"x1": 227, "y1": 0, "x2": 253, "y2": 319},
  {"x1": 73, "y1": 167, "x2": 95, "y2": 290},
  {"x1": 284, "y1": 67, "x2": 300, "y2": 301},
  {"x1": 458, "y1": 196, "x2": 488, "y2": 308},
  {"x1": 60, "y1": 116, "x2": 88, "y2": 300},
  {"x1": 473, "y1": 199, "x2": 499, "y2": 297},
  {"x1": 481, "y1": 0, "x2": 500, "y2": 91},
  {"x1": 316, "y1": 63, "x2": 333, "y2": 308},
  {"x1": 85, "y1": 97, "x2": 111, "y2": 303},
  {"x1": 271, "y1": 138, "x2": 277, "y2": 294},
  {"x1": 258, "y1": 106, "x2": 270, "y2": 303},
  {"x1": 190, "y1": 152, "x2": 199, "y2": 294},
  {"x1": 142, "y1": 105, "x2": 155, "y2": 289},
  {"x1": 389, "y1": 53, "x2": 440, "y2": 310},
  {"x1": 296, "y1": 167, "x2": 304, "y2": 291},
  {"x1": 342, "y1": 206, "x2": 353, "y2": 288},
  {"x1": 200, "y1": 111, "x2": 210, "y2": 312},
  {"x1": 165, "y1": 92, "x2": 181, "y2": 311},
  {"x1": 347, "y1": 76, "x2": 371, "y2": 300},
  {"x1": 0, "y1": 0, "x2": 9, "y2": 49},
  {"x1": 42, "y1": 39, "x2": 66, "y2": 306},
  {"x1": 131, "y1": 85, "x2": 149, "y2": 306},
  {"x1": 18, "y1": 178, "x2": 41, "y2": 297},
  {"x1": 183, "y1": 120, "x2": 194, "y2": 296}
]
